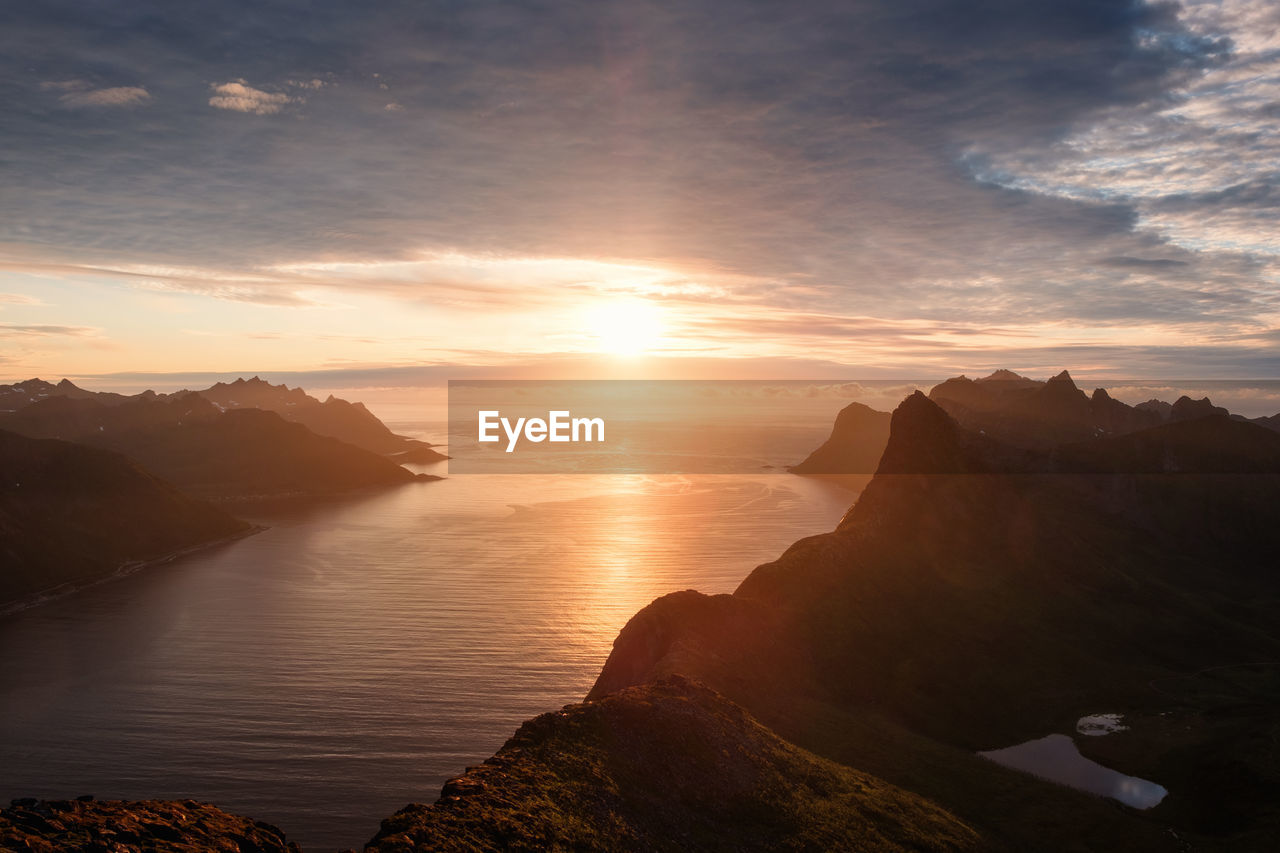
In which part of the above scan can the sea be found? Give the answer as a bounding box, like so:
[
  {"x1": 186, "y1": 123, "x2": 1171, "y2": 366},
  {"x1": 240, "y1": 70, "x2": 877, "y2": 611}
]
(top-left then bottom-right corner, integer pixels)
[{"x1": 0, "y1": 405, "x2": 860, "y2": 850}]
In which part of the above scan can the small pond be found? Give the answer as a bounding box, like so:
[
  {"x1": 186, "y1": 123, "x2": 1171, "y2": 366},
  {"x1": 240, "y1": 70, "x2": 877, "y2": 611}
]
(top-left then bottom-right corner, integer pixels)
[{"x1": 979, "y1": 731, "x2": 1167, "y2": 809}]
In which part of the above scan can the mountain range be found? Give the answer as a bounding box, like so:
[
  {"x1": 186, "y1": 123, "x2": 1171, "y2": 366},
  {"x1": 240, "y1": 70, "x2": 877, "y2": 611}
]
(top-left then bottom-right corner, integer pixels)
[
  {"x1": 6, "y1": 370, "x2": 1279, "y2": 850},
  {"x1": 0, "y1": 377, "x2": 442, "y2": 608}
]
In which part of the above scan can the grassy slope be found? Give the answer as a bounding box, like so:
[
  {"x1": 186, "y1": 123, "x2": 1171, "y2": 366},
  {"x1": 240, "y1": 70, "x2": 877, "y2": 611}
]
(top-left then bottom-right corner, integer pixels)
[{"x1": 368, "y1": 677, "x2": 982, "y2": 853}]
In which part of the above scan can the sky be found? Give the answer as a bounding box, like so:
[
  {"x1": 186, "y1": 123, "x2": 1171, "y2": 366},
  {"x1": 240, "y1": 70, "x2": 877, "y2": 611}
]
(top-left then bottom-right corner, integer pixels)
[{"x1": 2, "y1": 0, "x2": 1279, "y2": 383}]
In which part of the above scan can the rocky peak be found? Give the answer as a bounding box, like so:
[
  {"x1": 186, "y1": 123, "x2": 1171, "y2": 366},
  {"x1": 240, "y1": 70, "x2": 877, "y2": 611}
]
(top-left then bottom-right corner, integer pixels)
[
  {"x1": 1046, "y1": 369, "x2": 1077, "y2": 389},
  {"x1": 1169, "y1": 395, "x2": 1228, "y2": 422},
  {"x1": 876, "y1": 391, "x2": 974, "y2": 475}
]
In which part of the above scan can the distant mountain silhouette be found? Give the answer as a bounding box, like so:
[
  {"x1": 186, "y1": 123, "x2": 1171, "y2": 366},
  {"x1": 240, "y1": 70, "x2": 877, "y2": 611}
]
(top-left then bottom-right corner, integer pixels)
[
  {"x1": 0, "y1": 378, "x2": 132, "y2": 411},
  {"x1": 0, "y1": 428, "x2": 250, "y2": 606},
  {"x1": 0, "y1": 393, "x2": 430, "y2": 501},
  {"x1": 1168, "y1": 394, "x2": 1229, "y2": 422},
  {"x1": 0, "y1": 376, "x2": 446, "y2": 461},
  {"x1": 1250, "y1": 412, "x2": 1280, "y2": 432},
  {"x1": 788, "y1": 401, "x2": 890, "y2": 474},
  {"x1": 926, "y1": 368, "x2": 1162, "y2": 448},
  {"x1": 196, "y1": 376, "x2": 445, "y2": 459}
]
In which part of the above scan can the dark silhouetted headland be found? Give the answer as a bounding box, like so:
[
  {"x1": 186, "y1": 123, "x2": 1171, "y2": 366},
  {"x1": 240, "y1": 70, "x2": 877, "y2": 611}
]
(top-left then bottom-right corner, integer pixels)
[
  {"x1": 0, "y1": 384, "x2": 436, "y2": 502},
  {"x1": 0, "y1": 428, "x2": 250, "y2": 608}
]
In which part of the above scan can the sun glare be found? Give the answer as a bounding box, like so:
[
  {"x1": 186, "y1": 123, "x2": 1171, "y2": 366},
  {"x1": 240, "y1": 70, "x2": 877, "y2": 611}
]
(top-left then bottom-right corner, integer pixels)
[{"x1": 587, "y1": 301, "x2": 664, "y2": 356}]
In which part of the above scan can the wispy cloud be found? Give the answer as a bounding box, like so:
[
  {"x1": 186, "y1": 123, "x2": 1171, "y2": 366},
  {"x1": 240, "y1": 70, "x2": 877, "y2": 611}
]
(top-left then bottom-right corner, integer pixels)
[
  {"x1": 43, "y1": 80, "x2": 151, "y2": 108},
  {"x1": 0, "y1": 323, "x2": 96, "y2": 337},
  {"x1": 0, "y1": 293, "x2": 45, "y2": 305},
  {"x1": 208, "y1": 80, "x2": 294, "y2": 114}
]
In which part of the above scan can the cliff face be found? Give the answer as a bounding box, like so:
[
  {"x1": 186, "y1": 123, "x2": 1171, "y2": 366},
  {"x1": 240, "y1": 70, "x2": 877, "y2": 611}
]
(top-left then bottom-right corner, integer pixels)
[
  {"x1": 0, "y1": 797, "x2": 299, "y2": 852},
  {"x1": 0, "y1": 429, "x2": 250, "y2": 606},
  {"x1": 367, "y1": 678, "x2": 981, "y2": 853}
]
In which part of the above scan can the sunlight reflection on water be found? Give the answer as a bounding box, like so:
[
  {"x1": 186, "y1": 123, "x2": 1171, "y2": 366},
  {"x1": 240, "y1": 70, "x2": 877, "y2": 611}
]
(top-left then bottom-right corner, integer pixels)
[{"x1": 0, "y1": 467, "x2": 855, "y2": 851}]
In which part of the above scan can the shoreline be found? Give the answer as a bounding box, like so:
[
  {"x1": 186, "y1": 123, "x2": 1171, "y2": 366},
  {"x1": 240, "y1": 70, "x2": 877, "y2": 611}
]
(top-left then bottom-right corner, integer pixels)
[{"x1": 0, "y1": 525, "x2": 266, "y2": 618}]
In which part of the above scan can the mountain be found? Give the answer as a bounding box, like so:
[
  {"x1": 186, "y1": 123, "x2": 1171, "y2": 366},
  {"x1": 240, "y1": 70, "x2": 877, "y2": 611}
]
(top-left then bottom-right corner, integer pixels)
[
  {"x1": 789, "y1": 401, "x2": 891, "y2": 474},
  {"x1": 1250, "y1": 412, "x2": 1280, "y2": 432},
  {"x1": 368, "y1": 677, "x2": 979, "y2": 852},
  {"x1": 0, "y1": 394, "x2": 431, "y2": 501},
  {"x1": 1057, "y1": 410, "x2": 1280, "y2": 473},
  {"x1": 1135, "y1": 398, "x2": 1174, "y2": 419},
  {"x1": 196, "y1": 376, "x2": 445, "y2": 460},
  {"x1": 0, "y1": 428, "x2": 250, "y2": 606},
  {"x1": 0, "y1": 377, "x2": 132, "y2": 412},
  {"x1": 1169, "y1": 394, "x2": 1229, "y2": 422},
  {"x1": 586, "y1": 388, "x2": 1280, "y2": 849},
  {"x1": 0, "y1": 798, "x2": 299, "y2": 852},
  {"x1": 0, "y1": 376, "x2": 447, "y2": 462},
  {"x1": 10, "y1": 371, "x2": 1280, "y2": 849},
  {"x1": 928, "y1": 369, "x2": 1160, "y2": 448}
]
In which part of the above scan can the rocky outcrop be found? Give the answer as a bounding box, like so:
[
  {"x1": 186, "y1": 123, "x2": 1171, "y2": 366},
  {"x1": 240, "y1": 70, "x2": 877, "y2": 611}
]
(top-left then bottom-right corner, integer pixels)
[
  {"x1": 0, "y1": 797, "x2": 299, "y2": 852},
  {"x1": 367, "y1": 678, "x2": 981, "y2": 853}
]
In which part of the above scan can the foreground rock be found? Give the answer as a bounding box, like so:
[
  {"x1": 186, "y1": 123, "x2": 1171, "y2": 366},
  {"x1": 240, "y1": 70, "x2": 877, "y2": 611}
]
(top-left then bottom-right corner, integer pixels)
[
  {"x1": 0, "y1": 797, "x2": 299, "y2": 852},
  {"x1": 368, "y1": 677, "x2": 981, "y2": 853}
]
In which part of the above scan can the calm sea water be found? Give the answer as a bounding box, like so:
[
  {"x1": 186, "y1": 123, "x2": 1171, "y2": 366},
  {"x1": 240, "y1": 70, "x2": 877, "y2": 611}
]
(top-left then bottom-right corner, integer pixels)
[{"x1": 0, "y1": 456, "x2": 855, "y2": 850}]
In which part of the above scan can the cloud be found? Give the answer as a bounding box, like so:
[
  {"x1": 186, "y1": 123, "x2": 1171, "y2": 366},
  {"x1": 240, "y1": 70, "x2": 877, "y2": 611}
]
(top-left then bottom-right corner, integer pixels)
[
  {"x1": 2, "y1": 1, "x2": 1278, "y2": 374},
  {"x1": 208, "y1": 80, "x2": 294, "y2": 114},
  {"x1": 971, "y1": 0, "x2": 1280, "y2": 260},
  {"x1": 0, "y1": 323, "x2": 96, "y2": 337},
  {"x1": 43, "y1": 81, "x2": 151, "y2": 108},
  {"x1": 0, "y1": 293, "x2": 44, "y2": 305}
]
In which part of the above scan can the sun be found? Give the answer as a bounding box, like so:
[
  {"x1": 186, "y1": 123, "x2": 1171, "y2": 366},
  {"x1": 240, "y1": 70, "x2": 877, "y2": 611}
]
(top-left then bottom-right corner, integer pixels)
[{"x1": 587, "y1": 300, "x2": 665, "y2": 356}]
